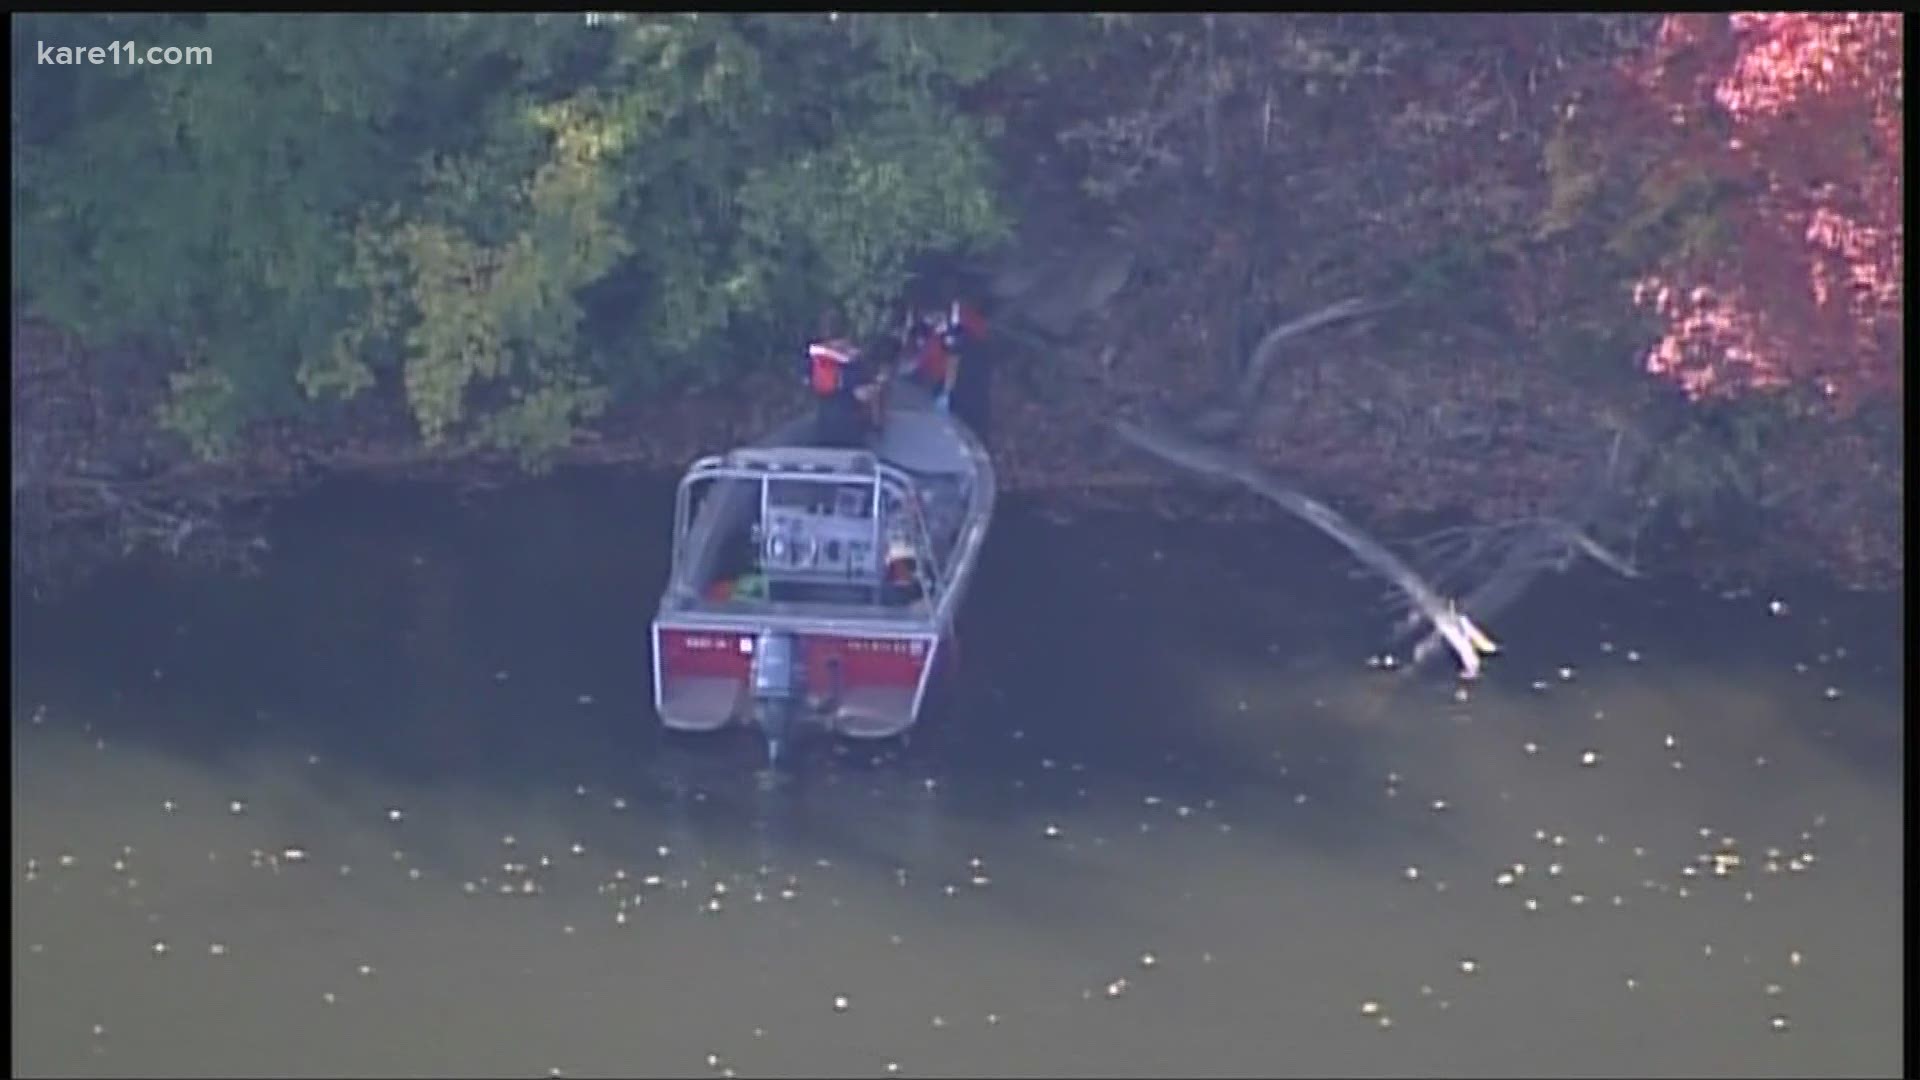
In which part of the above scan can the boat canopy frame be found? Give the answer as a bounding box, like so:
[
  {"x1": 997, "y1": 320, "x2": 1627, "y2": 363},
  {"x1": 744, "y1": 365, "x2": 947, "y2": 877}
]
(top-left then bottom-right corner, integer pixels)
[{"x1": 666, "y1": 449, "x2": 946, "y2": 619}]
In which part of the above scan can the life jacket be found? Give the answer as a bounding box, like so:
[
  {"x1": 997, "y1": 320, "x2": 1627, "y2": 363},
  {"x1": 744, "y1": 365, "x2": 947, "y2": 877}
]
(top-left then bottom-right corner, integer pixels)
[{"x1": 808, "y1": 340, "x2": 858, "y2": 396}]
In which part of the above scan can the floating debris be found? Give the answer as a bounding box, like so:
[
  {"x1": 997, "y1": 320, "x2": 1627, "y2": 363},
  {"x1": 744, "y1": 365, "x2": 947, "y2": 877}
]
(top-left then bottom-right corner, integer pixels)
[
  {"x1": 151, "y1": 940, "x2": 169, "y2": 957},
  {"x1": 1580, "y1": 750, "x2": 1601, "y2": 767},
  {"x1": 1043, "y1": 824, "x2": 1062, "y2": 839},
  {"x1": 386, "y1": 808, "x2": 404, "y2": 824},
  {"x1": 1770, "y1": 1015, "x2": 1790, "y2": 1032},
  {"x1": 1768, "y1": 599, "x2": 1789, "y2": 616},
  {"x1": 228, "y1": 799, "x2": 247, "y2": 815},
  {"x1": 1403, "y1": 866, "x2": 1421, "y2": 882},
  {"x1": 282, "y1": 846, "x2": 308, "y2": 863},
  {"x1": 833, "y1": 995, "x2": 850, "y2": 1013},
  {"x1": 162, "y1": 799, "x2": 177, "y2": 813},
  {"x1": 209, "y1": 942, "x2": 227, "y2": 957},
  {"x1": 1557, "y1": 666, "x2": 1575, "y2": 681},
  {"x1": 1104, "y1": 978, "x2": 1129, "y2": 998},
  {"x1": 1495, "y1": 871, "x2": 1515, "y2": 888},
  {"x1": 1458, "y1": 959, "x2": 1478, "y2": 975},
  {"x1": 1359, "y1": 1000, "x2": 1381, "y2": 1017},
  {"x1": 1523, "y1": 741, "x2": 1539, "y2": 756},
  {"x1": 1430, "y1": 799, "x2": 1449, "y2": 813}
]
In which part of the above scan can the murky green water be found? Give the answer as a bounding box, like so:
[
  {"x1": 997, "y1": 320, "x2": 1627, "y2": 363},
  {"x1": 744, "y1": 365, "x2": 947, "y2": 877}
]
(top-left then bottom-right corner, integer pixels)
[{"x1": 11, "y1": 472, "x2": 1903, "y2": 1077}]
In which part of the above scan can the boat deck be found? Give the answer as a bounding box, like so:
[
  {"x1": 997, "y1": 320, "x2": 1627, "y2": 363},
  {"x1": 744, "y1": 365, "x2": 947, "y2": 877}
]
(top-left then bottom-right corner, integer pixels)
[{"x1": 872, "y1": 381, "x2": 972, "y2": 476}]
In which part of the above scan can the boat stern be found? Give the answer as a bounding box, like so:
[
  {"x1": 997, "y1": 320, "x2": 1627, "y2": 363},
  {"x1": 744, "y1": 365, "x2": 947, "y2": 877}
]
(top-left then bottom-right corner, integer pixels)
[{"x1": 653, "y1": 622, "x2": 941, "y2": 741}]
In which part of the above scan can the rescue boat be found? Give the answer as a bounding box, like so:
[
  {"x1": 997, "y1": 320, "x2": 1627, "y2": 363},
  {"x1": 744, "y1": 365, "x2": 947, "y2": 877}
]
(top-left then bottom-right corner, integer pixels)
[{"x1": 650, "y1": 379, "x2": 995, "y2": 763}]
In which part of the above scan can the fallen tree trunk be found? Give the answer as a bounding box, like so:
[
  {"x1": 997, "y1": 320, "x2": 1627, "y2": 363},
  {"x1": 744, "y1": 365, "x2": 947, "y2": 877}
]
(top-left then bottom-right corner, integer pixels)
[{"x1": 1111, "y1": 416, "x2": 1500, "y2": 678}]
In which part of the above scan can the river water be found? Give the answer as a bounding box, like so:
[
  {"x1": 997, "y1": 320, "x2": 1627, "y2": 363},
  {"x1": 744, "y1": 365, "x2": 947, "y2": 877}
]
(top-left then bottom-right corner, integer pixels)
[{"x1": 11, "y1": 472, "x2": 1903, "y2": 1078}]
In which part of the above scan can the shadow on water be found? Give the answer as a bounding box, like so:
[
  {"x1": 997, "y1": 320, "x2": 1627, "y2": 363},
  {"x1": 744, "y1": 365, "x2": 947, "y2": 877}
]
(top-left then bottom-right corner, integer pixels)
[{"x1": 11, "y1": 472, "x2": 1452, "y2": 855}]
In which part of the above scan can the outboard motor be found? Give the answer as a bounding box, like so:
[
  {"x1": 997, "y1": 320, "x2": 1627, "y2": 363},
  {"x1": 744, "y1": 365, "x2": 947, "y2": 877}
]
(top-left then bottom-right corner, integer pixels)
[{"x1": 749, "y1": 629, "x2": 805, "y2": 765}]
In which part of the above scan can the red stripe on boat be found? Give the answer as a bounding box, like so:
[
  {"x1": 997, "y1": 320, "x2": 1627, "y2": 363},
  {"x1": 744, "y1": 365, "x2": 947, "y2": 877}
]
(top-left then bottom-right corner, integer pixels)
[
  {"x1": 658, "y1": 628, "x2": 753, "y2": 679},
  {"x1": 803, "y1": 634, "x2": 930, "y2": 689}
]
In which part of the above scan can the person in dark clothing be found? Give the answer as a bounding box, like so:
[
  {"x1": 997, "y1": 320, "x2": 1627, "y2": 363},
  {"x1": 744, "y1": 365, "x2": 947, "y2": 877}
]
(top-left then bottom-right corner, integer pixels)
[{"x1": 946, "y1": 328, "x2": 992, "y2": 443}]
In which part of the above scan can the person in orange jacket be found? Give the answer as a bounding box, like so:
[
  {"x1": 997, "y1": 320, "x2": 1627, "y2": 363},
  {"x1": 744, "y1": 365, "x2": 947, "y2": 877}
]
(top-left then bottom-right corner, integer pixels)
[
  {"x1": 803, "y1": 312, "x2": 885, "y2": 447},
  {"x1": 901, "y1": 297, "x2": 987, "y2": 414}
]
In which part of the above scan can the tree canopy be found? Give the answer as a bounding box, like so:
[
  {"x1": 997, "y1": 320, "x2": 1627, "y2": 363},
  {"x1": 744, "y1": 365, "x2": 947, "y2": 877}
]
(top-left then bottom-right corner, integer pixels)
[{"x1": 13, "y1": 13, "x2": 1027, "y2": 459}]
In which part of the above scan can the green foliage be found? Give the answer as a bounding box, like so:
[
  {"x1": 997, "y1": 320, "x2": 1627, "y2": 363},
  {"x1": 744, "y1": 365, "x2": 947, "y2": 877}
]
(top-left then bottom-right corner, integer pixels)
[
  {"x1": 477, "y1": 372, "x2": 612, "y2": 468},
  {"x1": 12, "y1": 12, "x2": 1042, "y2": 465},
  {"x1": 155, "y1": 364, "x2": 243, "y2": 459}
]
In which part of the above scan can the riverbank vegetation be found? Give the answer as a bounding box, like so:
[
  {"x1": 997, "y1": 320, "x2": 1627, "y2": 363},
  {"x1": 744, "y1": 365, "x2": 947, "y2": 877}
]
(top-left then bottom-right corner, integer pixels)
[{"x1": 11, "y1": 13, "x2": 1901, "y2": 588}]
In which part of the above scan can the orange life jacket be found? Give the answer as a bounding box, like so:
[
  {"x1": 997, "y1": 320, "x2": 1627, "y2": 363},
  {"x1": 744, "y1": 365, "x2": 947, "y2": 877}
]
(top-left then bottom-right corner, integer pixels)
[
  {"x1": 808, "y1": 340, "x2": 858, "y2": 396},
  {"x1": 913, "y1": 300, "x2": 985, "y2": 385}
]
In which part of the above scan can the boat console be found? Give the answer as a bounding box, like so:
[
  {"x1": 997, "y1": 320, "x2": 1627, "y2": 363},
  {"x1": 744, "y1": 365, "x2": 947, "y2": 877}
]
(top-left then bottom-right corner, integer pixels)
[{"x1": 758, "y1": 479, "x2": 881, "y2": 583}]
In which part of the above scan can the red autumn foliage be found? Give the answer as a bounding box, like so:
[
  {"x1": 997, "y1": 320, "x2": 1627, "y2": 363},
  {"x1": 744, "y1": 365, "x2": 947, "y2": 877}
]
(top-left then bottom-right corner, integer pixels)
[{"x1": 1621, "y1": 13, "x2": 1902, "y2": 410}]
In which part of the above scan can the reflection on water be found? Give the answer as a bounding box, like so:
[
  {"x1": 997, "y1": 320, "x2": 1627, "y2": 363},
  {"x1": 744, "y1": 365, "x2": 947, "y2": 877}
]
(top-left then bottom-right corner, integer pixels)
[{"x1": 11, "y1": 473, "x2": 1903, "y2": 1078}]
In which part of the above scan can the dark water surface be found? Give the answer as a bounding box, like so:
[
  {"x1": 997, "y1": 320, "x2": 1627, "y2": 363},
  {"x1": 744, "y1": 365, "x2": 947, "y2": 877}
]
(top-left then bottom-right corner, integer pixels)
[{"x1": 12, "y1": 472, "x2": 1903, "y2": 1078}]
